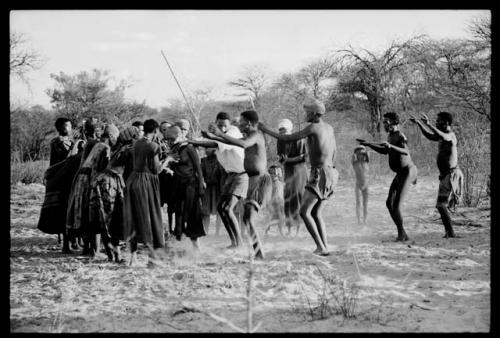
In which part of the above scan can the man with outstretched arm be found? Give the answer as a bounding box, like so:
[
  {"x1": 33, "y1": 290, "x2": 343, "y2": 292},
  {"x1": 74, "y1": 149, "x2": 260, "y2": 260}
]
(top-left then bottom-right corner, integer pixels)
[
  {"x1": 204, "y1": 110, "x2": 271, "y2": 259},
  {"x1": 259, "y1": 98, "x2": 338, "y2": 256},
  {"x1": 410, "y1": 111, "x2": 463, "y2": 238},
  {"x1": 359, "y1": 112, "x2": 417, "y2": 242},
  {"x1": 188, "y1": 112, "x2": 248, "y2": 249}
]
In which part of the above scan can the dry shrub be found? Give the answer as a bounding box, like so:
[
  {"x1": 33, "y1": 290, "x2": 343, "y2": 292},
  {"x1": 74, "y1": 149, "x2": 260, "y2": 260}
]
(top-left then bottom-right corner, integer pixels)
[
  {"x1": 455, "y1": 111, "x2": 490, "y2": 207},
  {"x1": 316, "y1": 267, "x2": 360, "y2": 319},
  {"x1": 296, "y1": 268, "x2": 360, "y2": 321},
  {"x1": 10, "y1": 160, "x2": 49, "y2": 185}
]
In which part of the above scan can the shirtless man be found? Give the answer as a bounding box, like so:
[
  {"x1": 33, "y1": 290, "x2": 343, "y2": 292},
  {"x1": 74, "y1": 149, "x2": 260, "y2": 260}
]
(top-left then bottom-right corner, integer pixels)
[
  {"x1": 360, "y1": 112, "x2": 417, "y2": 242},
  {"x1": 410, "y1": 111, "x2": 463, "y2": 238},
  {"x1": 205, "y1": 110, "x2": 271, "y2": 259},
  {"x1": 352, "y1": 145, "x2": 369, "y2": 225},
  {"x1": 188, "y1": 112, "x2": 248, "y2": 249},
  {"x1": 259, "y1": 97, "x2": 338, "y2": 256}
]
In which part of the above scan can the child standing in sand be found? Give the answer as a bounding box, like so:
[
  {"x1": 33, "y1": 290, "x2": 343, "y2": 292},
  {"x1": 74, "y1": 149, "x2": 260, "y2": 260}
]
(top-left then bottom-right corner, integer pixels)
[
  {"x1": 352, "y1": 145, "x2": 369, "y2": 225},
  {"x1": 265, "y1": 165, "x2": 286, "y2": 236}
]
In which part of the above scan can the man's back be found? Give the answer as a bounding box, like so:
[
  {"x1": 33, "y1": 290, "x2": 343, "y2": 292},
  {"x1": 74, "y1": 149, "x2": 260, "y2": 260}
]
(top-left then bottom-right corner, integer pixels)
[{"x1": 307, "y1": 121, "x2": 336, "y2": 167}]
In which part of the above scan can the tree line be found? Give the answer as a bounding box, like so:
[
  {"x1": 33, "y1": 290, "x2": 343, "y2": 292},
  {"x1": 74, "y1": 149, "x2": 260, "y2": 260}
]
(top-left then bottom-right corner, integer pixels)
[{"x1": 10, "y1": 15, "x2": 490, "y2": 206}]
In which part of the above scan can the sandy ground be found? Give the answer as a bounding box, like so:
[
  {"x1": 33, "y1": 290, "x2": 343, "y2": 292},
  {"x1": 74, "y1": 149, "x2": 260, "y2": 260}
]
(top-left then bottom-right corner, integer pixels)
[{"x1": 10, "y1": 176, "x2": 490, "y2": 332}]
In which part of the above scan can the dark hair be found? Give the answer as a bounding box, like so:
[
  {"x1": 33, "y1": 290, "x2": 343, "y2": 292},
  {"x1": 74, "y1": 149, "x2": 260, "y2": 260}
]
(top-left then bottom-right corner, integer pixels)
[
  {"x1": 83, "y1": 120, "x2": 96, "y2": 138},
  {"x1": 437, "y1": 111, "x2": 453, "y2": 125},
  {"x1": 132, "y1": 121, "x2": 144, "y2": 127},
  {"x1": 55, "y1": 117, "x2": 71, "y2": 133},
  {"x1": 240, "y1": 110, "x2": 259, "y2": 124},
  {"x1": 216, "y1": 112, "x2": 231, "y2": 121},
  {"x1": 143, "y1": 119, "x2": 159, "y2": 134},
  {"x1": 383, "y1": 112, "x2": 400, "y2": 124}
]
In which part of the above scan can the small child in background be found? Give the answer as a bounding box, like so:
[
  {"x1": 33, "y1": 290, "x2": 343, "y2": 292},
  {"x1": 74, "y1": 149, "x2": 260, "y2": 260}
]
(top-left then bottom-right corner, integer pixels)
[
  {"x1": 264, "y1": 165, "x2": 286, "y2": 236},
  {"x1": 352, "y1": 145, "x2": 369, "y2": 225},
  {"x1": 200, "y1": 147, "x2": 225, "y2": 235}
]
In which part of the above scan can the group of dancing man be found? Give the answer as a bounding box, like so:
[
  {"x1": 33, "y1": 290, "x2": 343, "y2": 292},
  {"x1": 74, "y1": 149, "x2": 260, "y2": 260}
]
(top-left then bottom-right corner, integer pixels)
[{"x1": 37, "y1": 96, "x2": 463, "y2": 266}]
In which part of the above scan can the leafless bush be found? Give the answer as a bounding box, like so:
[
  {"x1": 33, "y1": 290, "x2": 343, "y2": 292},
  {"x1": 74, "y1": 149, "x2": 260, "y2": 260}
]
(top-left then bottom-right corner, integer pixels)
[
  {"x1": 455, "y1": 112, "x2": 490, "y2": 207},
  {"x1": 10, "y1": 160, "x2": 49, "y2": 185},
  {"x1": 316, "y1": 267, "x2": 360, "y2": 319},
  {"x1": 295, "y1": 268, "x2": 360, "y2": 321}
]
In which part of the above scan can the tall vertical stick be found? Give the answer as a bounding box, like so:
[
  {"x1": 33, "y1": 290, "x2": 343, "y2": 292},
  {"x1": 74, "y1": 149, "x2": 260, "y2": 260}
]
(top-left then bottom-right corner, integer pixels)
[{"x1": 160, "y1": 50, "x2": 202, "y2": 132}]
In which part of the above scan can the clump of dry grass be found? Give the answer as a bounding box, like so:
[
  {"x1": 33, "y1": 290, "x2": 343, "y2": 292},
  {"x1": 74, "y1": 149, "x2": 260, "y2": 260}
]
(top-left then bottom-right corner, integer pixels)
[
  {"x1": 292, "y1": 266, "x2": 360, "y2": 322},
  {"x1": 10, "y1": 160, "x2": 49, "y2": 185},
  {"x1": 318, "y1": 267, "x2": 360, "y2": 319}
]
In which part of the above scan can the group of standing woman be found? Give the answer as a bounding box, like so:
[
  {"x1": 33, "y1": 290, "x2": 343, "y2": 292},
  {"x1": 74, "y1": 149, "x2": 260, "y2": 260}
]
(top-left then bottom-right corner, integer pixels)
[{"x1": 40, "y1": 117, "x2": 210, "y2": 266}]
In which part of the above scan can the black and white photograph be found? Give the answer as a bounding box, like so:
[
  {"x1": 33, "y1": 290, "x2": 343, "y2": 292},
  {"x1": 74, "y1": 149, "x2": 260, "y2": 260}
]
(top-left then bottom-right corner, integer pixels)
[{"x1": 9, "y1": 9, "x2": 491, "y2": 332}]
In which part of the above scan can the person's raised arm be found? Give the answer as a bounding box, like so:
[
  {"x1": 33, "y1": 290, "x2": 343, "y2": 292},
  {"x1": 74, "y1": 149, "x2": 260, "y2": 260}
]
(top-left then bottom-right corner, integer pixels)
[
  {"x1": 409, "y1": 114, "x2": 439, "y2": 141},
  {"x1": 201, "y1": 130, "x2": 226, "y2": 143},
  {"x1": 207, "y1": 129, "x2": 257, "y2": 149},
  {"x1": 259, "y1": 122, "x2": 312, "y2": 142},
  {"x1": 383, "y1": 141, "x2": 409, "y2": 156},
  {"x1": 188, "y1": 138, "x2": 219, "y2": 148},
  {"x1": 420, "y1": 113, "x2": 453, "y2": 142},
  {"x1": 361, "y1": 142, "x2": 389, "y2": 155}
]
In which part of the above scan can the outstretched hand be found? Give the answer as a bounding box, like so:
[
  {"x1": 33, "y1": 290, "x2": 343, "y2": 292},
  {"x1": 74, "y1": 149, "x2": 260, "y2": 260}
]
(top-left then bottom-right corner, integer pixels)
[
  {"x1": 420, "y1": 113, "x2": 430, "y2": 125},
  {"x1": 202, "y1": 130, "x2": 218, "y2": 139},
  {"x1": 380, "y1": 141, "x2": 392, "y2": 149},
  {"x1": 161, "y1": 155, "x2": 178, "y2": 171},
  {"x1": 207, "y1": 123, "x2": 223, "y2": 137}
]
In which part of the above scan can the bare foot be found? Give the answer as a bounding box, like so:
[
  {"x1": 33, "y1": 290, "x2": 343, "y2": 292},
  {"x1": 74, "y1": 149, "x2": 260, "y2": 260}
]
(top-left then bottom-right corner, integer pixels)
[
  {"x1": 312, "y1": 250, "x2": 330, "y2": 257},
  {"x1": 128, "y1": 253, "x2": 137, "y2": 267},
  {"x1": 191, "y1": 239, "x2": 200, "y2": 251},
  {"x1": 115, "y1": 256, "x2": 126, "y2": 264},
  {"x1": 443, "y1": 233, "x2": 460, "y2": 238},
  {"x1": 395, "y1": 234, "x2": 409, "y2": 242},
  {"x1": 225, "y1": 244, "x2": 238, "y2": 249},
  {"x1": 90, "y1": 253, "x2": 108, "y2": 261},
  {"x1": 255, "y1": 251, "x2": 265, "y2": 260},
  {"x1": 313, "y1": 247, "x2": 321, "y2": 254}
]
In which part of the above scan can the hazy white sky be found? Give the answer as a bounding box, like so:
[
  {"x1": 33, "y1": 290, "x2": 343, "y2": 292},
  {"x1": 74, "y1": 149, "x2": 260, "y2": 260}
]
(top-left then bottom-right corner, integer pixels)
[{"x1": 10, "y1": 10, "x2": 489, "y2": 109}]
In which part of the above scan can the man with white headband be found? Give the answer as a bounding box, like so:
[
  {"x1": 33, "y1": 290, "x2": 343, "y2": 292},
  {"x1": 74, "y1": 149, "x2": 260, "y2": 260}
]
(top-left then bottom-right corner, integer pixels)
[
  {"x1": 260, "y1": 97, "x2": 338, "y2": 256},
  {"x1": 276, "y1": 118, "x2": 307, "y2": 236}
]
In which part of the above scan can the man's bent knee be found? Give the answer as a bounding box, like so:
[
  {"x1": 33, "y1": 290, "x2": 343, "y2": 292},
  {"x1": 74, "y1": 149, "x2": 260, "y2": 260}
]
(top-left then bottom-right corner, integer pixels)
[{"x1": 299, "y1": 206, "x2": 310, "y2": 219}]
